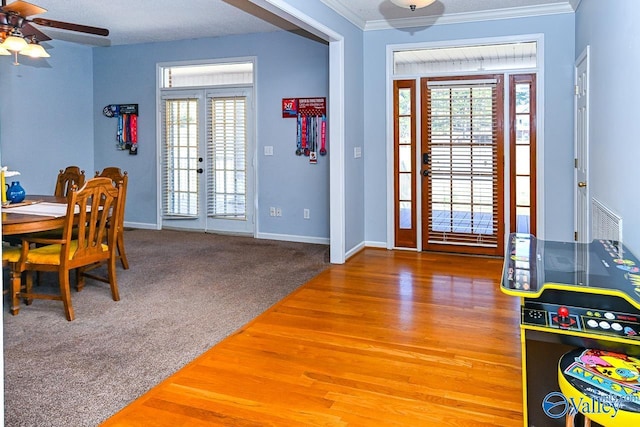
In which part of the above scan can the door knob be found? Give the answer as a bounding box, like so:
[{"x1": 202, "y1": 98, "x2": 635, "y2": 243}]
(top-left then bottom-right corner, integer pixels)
[
  {"x1": 422, "y1": 169, "x2": 430, "y2": 177},
  {"x1": 197, "y1": 168, "x2": 204, "y2": 174},
  {"x1": 578, "y1": 181, "x2": 587, "y2": 188}
]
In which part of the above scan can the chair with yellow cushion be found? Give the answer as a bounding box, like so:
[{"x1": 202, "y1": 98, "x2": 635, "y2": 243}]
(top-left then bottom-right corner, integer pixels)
[
  {"x1": 54, "y1": 166, "x2": 86, "y2": 197},
  {"x1": 18, "y1": 177, "x2": 124, "y2": 321},
  {"x1": 95, "y1": 167, "x2": 129, "y2": 269}
]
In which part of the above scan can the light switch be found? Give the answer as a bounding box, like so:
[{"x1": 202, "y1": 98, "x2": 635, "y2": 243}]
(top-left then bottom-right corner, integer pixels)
[{"x1": 354, "y1": 147, "x2": 362, "y2": 158}]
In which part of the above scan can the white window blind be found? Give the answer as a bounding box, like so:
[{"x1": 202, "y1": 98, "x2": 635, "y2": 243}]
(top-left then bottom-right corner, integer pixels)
[
  {"x1": 207, "y1": 96, "x2": 247, "y2": 219},
  {"x1": 426, "y1": 81, "x2": 500, "y2": 247},
  {"x1": 162, "y1": 98, "x2": 199, "y2": 217}
]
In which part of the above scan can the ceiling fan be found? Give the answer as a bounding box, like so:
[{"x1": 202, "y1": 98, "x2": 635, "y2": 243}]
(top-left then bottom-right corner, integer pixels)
[{"x1": 0, "y1": 0, "x2": 109, "y2": 63}]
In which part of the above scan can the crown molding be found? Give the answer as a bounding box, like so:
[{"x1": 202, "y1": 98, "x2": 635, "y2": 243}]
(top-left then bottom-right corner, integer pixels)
[
  {"x1": 319, "y1": 0, "x2": 366, "y2": 29},
  {"x1": 320, "y1": 1, "x2": 575, "y2": 32}
]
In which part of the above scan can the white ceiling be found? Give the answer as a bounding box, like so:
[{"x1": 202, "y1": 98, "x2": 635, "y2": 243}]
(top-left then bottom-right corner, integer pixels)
[{"x1": 9, "y1": 0, "x2": 579, "y2": 46}]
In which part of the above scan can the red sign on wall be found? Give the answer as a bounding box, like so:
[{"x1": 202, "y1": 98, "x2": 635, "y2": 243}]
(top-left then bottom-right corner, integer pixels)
[{"x1": 282, "y1": 97, "x2": 326, "y2": 118}]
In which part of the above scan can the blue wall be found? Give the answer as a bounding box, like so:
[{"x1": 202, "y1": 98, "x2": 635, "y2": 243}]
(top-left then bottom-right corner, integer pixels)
[
  {"x1": 277, "y1": 0, "x2": 366, "y2": 254},
  {"x1": 575, "y1": 0, "x2": 640, "y2": 257},
  {"x1": 0, "y1": 41, "x2": 94, "y2": 195},
  {"x1": 92, "y1": 31, "x2": 329, "y2": 239},
  {"x1": 363, "y1": 13, "x2": 576, "y2": 245},
  {"x1": 6, "y1": 2, "x2": 632, "y2": 257}
]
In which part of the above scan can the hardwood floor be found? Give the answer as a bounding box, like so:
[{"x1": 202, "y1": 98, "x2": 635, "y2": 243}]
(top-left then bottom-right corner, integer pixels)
[{"x1": 102, "y1": 249, "x2": 523, "y2": 426}]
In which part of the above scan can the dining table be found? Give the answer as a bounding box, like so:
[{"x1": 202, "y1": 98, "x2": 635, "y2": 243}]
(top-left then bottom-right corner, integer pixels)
[
  {"x1": 2, "y1": 195, "x2": 69, "y2": 235},
  {"x1": 2, "y1": 195, "x2": 69, "y2": 315}
]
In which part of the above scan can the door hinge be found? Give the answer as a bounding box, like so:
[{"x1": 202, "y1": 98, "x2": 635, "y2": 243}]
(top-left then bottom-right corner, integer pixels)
[
  {"x1": 575, "y1": 85, "x2": 580, "y2": 95},
  {"x1": 575, "y1": 158, "x2": 578, "y2": 168},
  {"x1": 575, "y1": 231, "x2": 578, "y2": 241}
]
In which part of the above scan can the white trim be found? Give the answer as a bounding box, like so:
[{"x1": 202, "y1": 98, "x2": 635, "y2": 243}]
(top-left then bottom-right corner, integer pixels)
[
  {"x1": 364, "y1": 240, "x2": 387, "y2": 249},
  {"x1": 320, "y1": 1, "x2": 574, "y2": 31},
  {"x1": 249, "y1": 0, "x2": 346, "y2": 264},
  {"x1": 569, "y1": 0, "x2": 582, "y2": 11},
  {"x1": 386, "y1": 47, "x2": 395, "y2": 250},
  {"x1": 329, "y1": 39, "x2": 346, "y2": 264},
  {"x1": 536, "y1": 36, "x2": 546, "y2": 240},
  {"x1": 427, "y1": 79, "x2": 497, "y2": 87},
  {"x1": 124, "y1": 221, "x2": 159, "y2": 230},
  {"x1": 574, "y1": 45, "x2": 590, "y2": 242},
  {"x1": 256, "y1": 232, "x2": 329, "y2": 246},
  {"x1": 367, "y1": 4, "x2": 573, "y2": 31}
]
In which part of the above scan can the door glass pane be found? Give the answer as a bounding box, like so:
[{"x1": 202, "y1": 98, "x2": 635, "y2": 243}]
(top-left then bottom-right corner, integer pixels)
[
  {"x1": 515, "y1": 145, "x2": 530, "y2": 175},
  {"x1": 398, "y1": 88, "x2": 411, "y2": 115},
  {"x1": 399, "y1": 145, "x2": 412, "y2": 172},
  {"x1": 399, "y1": 117, "x2": 412, "y2": 145},
  {"x1": 163, "y1": 98, "x2": 199, "y2": 216},
  {"x1": 399, "y1": 173, "x2": 412, "y2": 200},
  {"x1": 209, "y1": 97, "x2": 247, "y2": 219},
  {"x1": 516, "y1": 176, "x2": 530, "y2": 206},
  {"x1": 516, "y1": 206, "x2": 531, "y2": 233},
  {"x1": 399, "y1": 201, "x2": 412, "y2": 229}
]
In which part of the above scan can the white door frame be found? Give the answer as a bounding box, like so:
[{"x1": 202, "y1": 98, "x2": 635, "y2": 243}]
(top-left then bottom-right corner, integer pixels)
[{"x1": 574, "y1": 46, "x2": 590, "y2": 243}]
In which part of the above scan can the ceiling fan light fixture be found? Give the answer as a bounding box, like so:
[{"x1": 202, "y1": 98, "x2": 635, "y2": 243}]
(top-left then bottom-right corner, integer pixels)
[
  {"x1": 0, "y1": 33, "x2": 28, "y2": 52},
  {"x1": 20, "y1": 40, "x2": 49, "y2": 58},
  {"x1": 390, "y1": 0, "x2": 437, "y2": 11}
]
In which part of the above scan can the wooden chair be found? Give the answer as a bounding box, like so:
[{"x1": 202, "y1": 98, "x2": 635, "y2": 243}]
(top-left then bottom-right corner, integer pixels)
[
  {"x1": 17, "y1": 177, "x2": 124, "y2": 321},
  {"x1": 54, "y1": 166, "x2": 86, "y2": 197},
  {"x1": 95, "y1": 167, "x2": 129, "y2": 269}
]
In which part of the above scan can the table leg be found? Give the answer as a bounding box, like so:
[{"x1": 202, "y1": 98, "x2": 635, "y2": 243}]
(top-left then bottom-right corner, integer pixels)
[{"x1": 10, "y1": 265, "x2": 21, "y2": 315}]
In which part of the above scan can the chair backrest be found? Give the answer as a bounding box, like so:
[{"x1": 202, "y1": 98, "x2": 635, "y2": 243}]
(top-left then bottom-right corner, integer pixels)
[
  {"x1": 62, "y1": 177, "x2": 123, "y2": 266},
  {"x1": 95, "y1": 167, "x2": 128, "y2": 227},
  {"x1": 54, "y1": 166, "x2": 86, "y2": 197}
]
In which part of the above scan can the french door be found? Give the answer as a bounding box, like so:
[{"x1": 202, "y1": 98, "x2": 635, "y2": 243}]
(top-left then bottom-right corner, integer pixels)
[
  {"x1": 420, "y1": 75, "x2": 505, "y2": 256},
  {"x1": 161, "y1": 88, "x2": 254, "y2": 234}
]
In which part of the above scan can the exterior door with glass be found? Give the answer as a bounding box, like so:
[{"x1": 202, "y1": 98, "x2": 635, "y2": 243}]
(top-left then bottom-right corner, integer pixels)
[
  {"x1": 161, "y1": 88, "x2": 254, "y2": 234},
  {"x1": 420, "y1": 75, "x2": 505, "y2": 256}
]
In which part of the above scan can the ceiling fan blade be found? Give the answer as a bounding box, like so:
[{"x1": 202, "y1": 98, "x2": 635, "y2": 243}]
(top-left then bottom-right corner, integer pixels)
[
  {"x1": 1, "y1": 0, "x2": 46, "y2": 17},
  {"x1": 21, "y1": 22, "x2": 49, "y2": 41},
  {"x1": 31, "y1": 17, "x2": 109, "y2": 37}
]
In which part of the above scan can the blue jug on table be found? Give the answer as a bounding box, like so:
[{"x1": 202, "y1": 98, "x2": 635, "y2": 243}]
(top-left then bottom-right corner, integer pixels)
[{"x1": 6, "y1": 181, "x2": 26, "y2": 204}]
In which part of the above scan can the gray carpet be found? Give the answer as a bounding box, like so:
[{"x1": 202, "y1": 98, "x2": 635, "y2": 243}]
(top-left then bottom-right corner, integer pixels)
[{"x1": 3, "y1": 229, "x2": 330, "y2": 426}]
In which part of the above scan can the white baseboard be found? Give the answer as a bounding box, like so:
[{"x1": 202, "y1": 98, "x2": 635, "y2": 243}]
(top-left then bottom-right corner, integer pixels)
[
  {"x1": 256, "y1": 232, "x2": 329, "y2": 245},
  {"x1": 364, "y1": 240, "x2": 387, "y2": 249},
  {"x1": 124, "y1": 221, "x2": 159, "y2": 230},
  {"x1": 345, "y1": 241, "x2": 366, "y2": 260}
]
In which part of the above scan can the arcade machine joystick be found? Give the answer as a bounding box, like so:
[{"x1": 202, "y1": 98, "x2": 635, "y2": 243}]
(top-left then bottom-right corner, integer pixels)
[{"x1": 557, "y1": 306, "x2": 572, "y2": 329}]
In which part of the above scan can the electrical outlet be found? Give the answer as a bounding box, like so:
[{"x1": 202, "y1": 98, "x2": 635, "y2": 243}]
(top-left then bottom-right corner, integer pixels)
[
  {"x1": 303, "y1": 208, "x2": 310, "y2": 219},
  {"x1": 264, "y1": 145, "x2": 274, "y2": 156},
  {"x1": 276, "y1": 207, "x2": 282, "y2": 217},
  {"x1": 269, "y1": 207, "x2": 276, "y2": 217}
]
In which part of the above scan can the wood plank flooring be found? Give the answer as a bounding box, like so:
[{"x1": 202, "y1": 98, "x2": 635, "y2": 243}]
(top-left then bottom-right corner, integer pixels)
[{"x1": 102, "y1": 248, "x2": 523, "y2": 426}]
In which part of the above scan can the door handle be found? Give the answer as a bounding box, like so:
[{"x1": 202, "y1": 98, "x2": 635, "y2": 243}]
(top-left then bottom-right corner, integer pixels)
[
  {"x1": 577, "y1": 181, "x2": 587, "y2": 188},
  {"x1": 197, "y1": 168, "x2": 204, "y2": 174},
  {"x1": 422, "y1": 169, "x2": 430, "y2": 177}
]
